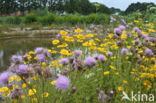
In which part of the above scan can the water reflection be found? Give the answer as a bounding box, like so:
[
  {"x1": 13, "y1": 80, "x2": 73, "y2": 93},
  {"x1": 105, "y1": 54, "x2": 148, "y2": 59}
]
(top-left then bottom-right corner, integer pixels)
[
  {"x1": 0, "y1": 37, "x2": 52, "y2": 72},
  {"x1": 0, "y1": 50, "x2": 4, "y2": 66}
]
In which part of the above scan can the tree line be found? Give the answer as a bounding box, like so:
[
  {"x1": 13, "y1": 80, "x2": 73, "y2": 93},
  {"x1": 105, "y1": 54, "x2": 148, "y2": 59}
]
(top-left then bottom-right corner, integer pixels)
[
  {"x1": 0, "y1": 0, "x2": 121, "y2": 15},
  {"x1": 0, "y1": 0, "x2": 155, "y2": 16}
]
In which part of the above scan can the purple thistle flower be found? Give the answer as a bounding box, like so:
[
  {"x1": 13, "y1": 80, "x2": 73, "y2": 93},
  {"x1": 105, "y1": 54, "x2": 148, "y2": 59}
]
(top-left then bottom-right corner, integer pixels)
[
  {"x1": 93, "y1": 54, "x2": 99, "y2": 60},
  {"x1": 142, "y1": 34, "x2": 148, "y2": 38},
  {"x1": 144, "y1": 48, "x2": 154, "y2": 56},
  {"x1": 98, "y1": 90, "x2": 110, "y2": 102},
  {"x1": 114, "y1": 28, "x2": 121, "y2": 34},
  {"x1": 119, "y1": 25, "x2": 125, "y2": 31},
  {"x1": 98, "y1": 55, "x2": 105, "y2": 62},
  {"x1": 37, "y1": 54, "x2": 46, "y2": 62},
  {"x1": 11, "y1": 55, "x2": 23, "y2": 64},
  {"x1": 0, "y1": 72, "x2": 10, "y2": 84},
  {"x1": 133, "y1": 27, "x2": 139, "y2": 32},
  {"x1": 84, "y1": 56, "x2": 96, "y2": 67},
  {"x1": 107, "y1": 51, "x2": 113, "y2": 56},
  {"x1": 74, "y1": 50, "x2": 82, "y2": 57},
  {"x1": 72, "y1": 86, "x2": 77, "y2": 92},
  {"x1": 56, "y1": 34, "x2": 61, "y2": 38},
  {"x1": 121, "y1": 48, "x2": 129, "y2": 55},
  {"x1": 60, "y1": 58, "x2": 69, "y2": 65},
  {"x1": 34, "y1": 47, "x2": 43, "y2": 54},
  {"x1": 18, "y1": 64, "x2": 29, "y2": 75},
  {"x1": 137, "y1": 30, "x2": 142, "y2": 35},
  {"x1": 55, "y1": 75, "x2": 70, "y2": 89}
]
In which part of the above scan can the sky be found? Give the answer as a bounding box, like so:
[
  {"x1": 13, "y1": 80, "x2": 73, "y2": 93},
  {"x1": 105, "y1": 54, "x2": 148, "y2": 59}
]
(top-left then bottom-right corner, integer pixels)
[{"x1": 90, "y1": 0, "x2": 156, "y2": 10}]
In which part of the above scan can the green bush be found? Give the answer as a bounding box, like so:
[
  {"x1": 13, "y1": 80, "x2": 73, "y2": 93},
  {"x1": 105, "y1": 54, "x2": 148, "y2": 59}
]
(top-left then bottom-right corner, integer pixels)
[
  {"x1": 63, "y1": 15, "x2": 81, "y2": 25},
  {"x1": 4, "y1": 16, "x2": 21, "y2": 24},
  {"x1": 55, "y1": 16, "x2": 65, "y2": 24},
  {"x1": 39, "y1": 14, "x2": 55, "y2": 25},
  {"x1": 34, "y1": 9, "x2": 49, "y2": 16},
  {"x1": 84, "y1": 14, "x2": 109, "y2": 24},
  {"x1": 24, "y1": 14, "x2": 38, "y2": 24}
]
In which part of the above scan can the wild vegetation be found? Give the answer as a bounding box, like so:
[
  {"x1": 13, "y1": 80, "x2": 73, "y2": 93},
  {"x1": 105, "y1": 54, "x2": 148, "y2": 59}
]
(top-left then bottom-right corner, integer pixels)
[{"x1": 0, "y1": 1, "x2": 156, "y2": 103}]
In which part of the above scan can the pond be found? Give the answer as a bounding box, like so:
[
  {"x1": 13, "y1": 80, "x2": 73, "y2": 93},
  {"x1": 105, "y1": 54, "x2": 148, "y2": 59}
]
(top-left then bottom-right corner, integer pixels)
[{"x1": 0, "y1": 37, "x2": 52, "y2": 72}]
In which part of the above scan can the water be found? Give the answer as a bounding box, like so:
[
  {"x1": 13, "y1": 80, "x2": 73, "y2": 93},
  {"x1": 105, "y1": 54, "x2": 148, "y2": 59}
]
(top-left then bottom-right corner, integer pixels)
[{"x1": 0, "y1": 37, "x2": 52, "y2": 72}]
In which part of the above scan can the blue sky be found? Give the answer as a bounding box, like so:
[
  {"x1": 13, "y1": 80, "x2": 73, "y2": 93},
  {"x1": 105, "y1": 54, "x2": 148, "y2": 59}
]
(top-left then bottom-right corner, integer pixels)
[{"x1": 90, "y1": 0, "x2": 156, "y2": 10}]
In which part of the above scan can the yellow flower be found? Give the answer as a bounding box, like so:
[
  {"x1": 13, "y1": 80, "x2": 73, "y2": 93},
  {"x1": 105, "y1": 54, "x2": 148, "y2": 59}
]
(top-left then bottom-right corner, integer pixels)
[
  {"x1": 85, "y1": 34, "x2": 94, "y2": 38},
  {"x1": 64, "y1": 37, "x2": 74, "y2": 42},
  {"x1": 0, "y1": 87, "x2": 9, "y2": 92},
  {"x1": 28, "y1": 89, "x2": 37, "y2": 96},
  {"x1": 60, "y1": 30, "x2": 68, "y2": 36},
  {"x1": 109, "y1": 65, "x2": 116, "y2": 70},
  {"x1": 50, "y1": 50, "x2": 57, "y2": 54},
  {"x1": 75, "y1": 34, "x2": 86, "y2": 39},
  {"x1": 20, "y1": 95, "x2": 25, "y2": 99},
  {"x1": 108, "y1": 34, "x2": 113, "y2": 39},
  {"x1": 42, "y1": 92, "x2": 49, "y2": 98},
  {"x1": 143, "y1": 80, "x2": 151, "y2": 86},
  {"x1": 121, "y1": 33, "x2": 127, "y2": 39},
  {"x1": 31, "y1": 97, "x2": 38, "y2": 102},
  {"x1": 22, "y1": 83, "x2": 27, "y2": 88},
  {"x1": 12, "y1": 84, "x2": 19, "y2": 89},
  {"x1": 60, "y1": 49, "x2": 72, "y2": 56},
  {"x1": 123, "y1": 80, "x2": 128, "y2": 84},
  {"x1": 74, "y1": 29, "x2": 83, "y2": 33},
  {"x1": 50, "y1": 80, "x2": 56, "y2": 85},
  {"x1": 9, "y1": 75, "x2": 18, "y2": 83},
  {"x1": 103, "y1": 71, "x2": 110, "y2": 75},
  {"x1": 52, "y1": 39, "x2": 60, "y2": 45},
  {"x1": 41, "y1": 62, "x2": 47, "y2": 67},
  {"x1": 134, "y1": 20, "x2": 139, "y2": 23},
  {"x1": 31, "y1": 76, "x2": 39, "y2": 80},
  {"x1": 29, "y1": 51, "x2": 35, "y2": 55},
  {"x1": 12, "y1": 99, "x2": 18, "y2": 103},
  {"x1": 118, "y1": 86, "x2": 123, "y2": 91},
  {"x1": 115, "y1": 72, "x2": 120, "y2": 76}
]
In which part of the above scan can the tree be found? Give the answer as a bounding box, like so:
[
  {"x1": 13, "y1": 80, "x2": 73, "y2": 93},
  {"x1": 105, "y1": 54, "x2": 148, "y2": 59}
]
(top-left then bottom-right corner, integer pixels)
[{"x1": 125, "y1": 2, "x2": 156, "y2": 14}]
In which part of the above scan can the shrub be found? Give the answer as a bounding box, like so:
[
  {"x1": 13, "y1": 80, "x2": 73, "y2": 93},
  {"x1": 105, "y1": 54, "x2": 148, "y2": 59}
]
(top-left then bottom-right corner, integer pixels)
[
  {"x1": 84, "y1": 14, "x2": 109, "y2": 24},
  {"x1": 34, "y1": 8, "x2": 49, "y2": 16},
  {"x1": 55, "y1": 16, "x2": 65, "y2": 24},
  {"x1": 4, "y1": 16, "x2": 21, "y2": 24},
  {"x1": 38, "y1": 14, "x2": 55, "y2": 25},
  {"x1": 24, "y1": 14, "x2": 38, "y2": 24}
]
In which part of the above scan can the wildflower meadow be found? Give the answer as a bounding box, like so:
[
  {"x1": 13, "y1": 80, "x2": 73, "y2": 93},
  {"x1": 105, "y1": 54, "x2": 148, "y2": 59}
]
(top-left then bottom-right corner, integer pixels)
[
  {"x1": 0, "y1": 17, "x2": 155, "y2": 103},
  {"x1": 0, "y1": 0, "x2": 156, "y2": 103}
]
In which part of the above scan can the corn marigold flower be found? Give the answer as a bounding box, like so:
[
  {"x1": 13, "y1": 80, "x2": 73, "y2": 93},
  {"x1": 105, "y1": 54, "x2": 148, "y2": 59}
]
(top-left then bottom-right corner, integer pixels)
[
  {"x1": 55, "y1": 75, "x2": 70, "y2": 89},
  {"x1": 121, "y1": 48, "x2": 129, "y2": 55},
  {"x1": 28, "y1": 89, "x2": 36, "y2": 96},
  {"x1": 52, "y1": 39, "x2": 60, "y2": 45},
  {"x1": 84, "y1": 56, "x2": 96, "y2": 67},
  {"x1": 0, "y1": 72, "x2": 10, "y2": 84}
]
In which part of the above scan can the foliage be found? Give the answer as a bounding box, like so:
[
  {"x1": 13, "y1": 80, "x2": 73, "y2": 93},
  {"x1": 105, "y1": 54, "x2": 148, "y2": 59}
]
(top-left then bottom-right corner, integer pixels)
[
  {"x1": 125, "y1": 2, "x2": 156, "y2": 14},
  {"x1": 0, "y1": 18, "x2": 155, "y2": 103},
  {"x1": 24, "y1": 14, "x2": 38, "y2": 24}
]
